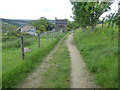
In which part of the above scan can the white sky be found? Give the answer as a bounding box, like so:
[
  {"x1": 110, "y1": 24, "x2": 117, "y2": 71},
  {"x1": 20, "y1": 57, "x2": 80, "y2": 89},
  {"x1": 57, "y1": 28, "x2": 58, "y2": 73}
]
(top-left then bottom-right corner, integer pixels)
[
  {"x1": 0, "y1": 0, "x2": 119, "y2": 20},
  {"x1": 0, "y1": 0, "x2": 73, "y2": 20},
  {"x1": 99, "y1": 0, "x2": 119, "y2": 20}
]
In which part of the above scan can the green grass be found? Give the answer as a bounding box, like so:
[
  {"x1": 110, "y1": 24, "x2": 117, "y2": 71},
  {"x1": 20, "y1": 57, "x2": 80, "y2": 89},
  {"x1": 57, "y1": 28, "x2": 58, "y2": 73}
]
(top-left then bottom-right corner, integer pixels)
[
  {"x1": 2, "y1": 32, "x2": 57, "y2": 49},
  {"x1": 2, "y1": 37, "x2": 35, "y2": 49},
  {"x1": 2, "y1": 32, "x2": 66, "y2": 88},
  {"x1": 74, "y1": 25, "x2": 118, "y2": 88},
  {"x1": 39, "y1": 37, "x2": 71, "y2": 88}
]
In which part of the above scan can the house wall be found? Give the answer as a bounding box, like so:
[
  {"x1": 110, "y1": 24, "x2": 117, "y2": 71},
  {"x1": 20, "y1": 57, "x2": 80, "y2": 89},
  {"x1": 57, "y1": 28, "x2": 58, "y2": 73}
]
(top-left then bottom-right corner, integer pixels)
[
  {"x1": 56, "y1": 23, "x2": 67, "y2": 32},
  {"x1": 55, "y1": 19, "x2": 67, "y2": 32},
  {"x1": 21, "y1": 24, "x2": 36, "y2": 32}
]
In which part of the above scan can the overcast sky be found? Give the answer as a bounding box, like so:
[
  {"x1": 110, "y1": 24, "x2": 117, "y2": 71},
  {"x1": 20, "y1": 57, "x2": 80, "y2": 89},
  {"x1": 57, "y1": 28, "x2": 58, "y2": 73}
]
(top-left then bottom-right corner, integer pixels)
[
  {"x1": 0, "y1": 0, "x2": 73, "y2": 20},
  {"x1": 99, "y1": 0, "x2": 119, "y2": 20},
  {"x1": 0, "y1": 0, "x2": 119, "y2": 20}
]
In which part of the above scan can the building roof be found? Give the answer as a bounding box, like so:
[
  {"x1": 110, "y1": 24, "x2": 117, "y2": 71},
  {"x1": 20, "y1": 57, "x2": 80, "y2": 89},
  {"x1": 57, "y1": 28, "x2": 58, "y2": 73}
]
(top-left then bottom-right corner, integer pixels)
[
  {"x1": 55, "y1": 18, "x2": 67, "y2": 24},
  {"x1": 17, "y1": 23, "x2": 35, "y2": 31}
]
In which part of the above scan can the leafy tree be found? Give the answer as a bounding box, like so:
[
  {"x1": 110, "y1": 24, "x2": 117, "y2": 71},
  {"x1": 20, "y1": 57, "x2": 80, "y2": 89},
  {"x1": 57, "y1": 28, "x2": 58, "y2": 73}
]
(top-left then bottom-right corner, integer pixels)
[
  {"x1": 71, "y1": 2, "x2": 89, "y2": 31},
  {"x1": 66, "y1": 27, "x2": 71, "y2": 31},
  {"x1": 101, "y1": 1, "x2": 119, "y2": 31},
  {"x1": 40, "y1": 25, "x2": 46, "y2": 32},
  {"x1": 47, "y1": 23, "x2": 55, "y2": 31},
  {"x1": 32, "y1": 17, "x2": 49, "y2": 30},
  {"x1": 67, "y1": 19, "x2": 79, "y2": 31},
  {"x1": 71, "y1": 2, "x2": 110, "y2": 32},
  {"x1": 107, "y1": 11, "x2": 120, "y2": 30},
  {"x1": 2, "y1": 23, "x2": 19, "y2": 36}
]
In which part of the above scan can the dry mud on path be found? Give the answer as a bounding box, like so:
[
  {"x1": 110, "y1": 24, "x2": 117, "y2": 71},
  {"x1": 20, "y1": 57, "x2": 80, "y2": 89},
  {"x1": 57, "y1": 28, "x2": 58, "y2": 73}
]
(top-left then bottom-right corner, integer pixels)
[
  {"x1": 18, "y1": 36, "x2": 66, "y2": 88},
  {"x1": 66, "y1": 33, "x2": 99, "y2": 88}
]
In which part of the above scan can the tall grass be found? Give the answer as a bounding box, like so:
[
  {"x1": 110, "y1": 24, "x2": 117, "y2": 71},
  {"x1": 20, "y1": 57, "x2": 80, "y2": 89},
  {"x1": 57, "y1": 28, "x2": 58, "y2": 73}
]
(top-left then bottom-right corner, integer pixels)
[
  {"x1": 2, "y1": 32, "x2": 66, "y2": 88},
  {"x1": 2, "y1": 38, "x2": 35, "y2": 49},
  {"x1": 74, "y1": 25, "x2": 118, "y2": 88}
]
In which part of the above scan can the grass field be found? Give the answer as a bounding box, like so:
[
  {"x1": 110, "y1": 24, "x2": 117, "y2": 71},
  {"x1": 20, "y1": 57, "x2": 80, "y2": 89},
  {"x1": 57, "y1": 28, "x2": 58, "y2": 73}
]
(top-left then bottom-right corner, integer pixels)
[
  {"x1": 2, "y1": 32, "x2": 66, "y2": 88},
  {"x1": 74, "y1": 25, "x2": 118, "y2": 88},
  {"x1": 39, "y1": 36, "x2": 71, "y2": 88}
]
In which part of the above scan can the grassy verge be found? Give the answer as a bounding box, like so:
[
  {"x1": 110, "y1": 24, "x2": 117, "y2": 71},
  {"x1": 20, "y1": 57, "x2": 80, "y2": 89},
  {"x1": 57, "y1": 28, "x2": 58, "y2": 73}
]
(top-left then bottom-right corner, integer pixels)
[
  {"x1": 2, "y1": 32, "x2": 66, "y2": 88},
  {"x1": 39, "y1": 37, "x2": 71, "y2": 88},
  {"x1": 74, "y1": 25, "x2": 118, "y2": 88}
]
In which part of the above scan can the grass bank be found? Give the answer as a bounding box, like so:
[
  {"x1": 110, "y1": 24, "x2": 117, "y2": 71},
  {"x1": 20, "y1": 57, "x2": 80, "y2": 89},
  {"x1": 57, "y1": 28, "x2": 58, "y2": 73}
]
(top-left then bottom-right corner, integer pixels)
[
  {"x1": 74, "y1": 25, "x2": 118, "y2": 88},
  {"x1": 2, "y1": 32, "x2": 66, "y2": 88},
  {"x1": 39, "y1": 37, "x2": 71, "y2": 88}
]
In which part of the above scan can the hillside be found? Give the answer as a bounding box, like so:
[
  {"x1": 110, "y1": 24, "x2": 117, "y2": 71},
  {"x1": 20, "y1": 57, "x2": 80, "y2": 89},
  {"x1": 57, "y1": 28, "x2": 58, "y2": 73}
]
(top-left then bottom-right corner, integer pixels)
[
  {"x1": 1, "y1": 18, "x2": 34, "y2": 26},
  {"x1": 1, "y1": 18, "x2": 55, "y2": 27}
]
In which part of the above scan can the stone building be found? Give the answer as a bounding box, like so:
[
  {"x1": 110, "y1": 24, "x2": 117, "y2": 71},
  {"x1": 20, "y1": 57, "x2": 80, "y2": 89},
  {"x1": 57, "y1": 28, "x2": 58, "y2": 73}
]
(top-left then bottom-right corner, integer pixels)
[
  {"x1": 55, "y1": 18, "x2": 67, "y2": 32},
  {"x1": 17, "y1": 23, "x2": 37, "y2": 35}
]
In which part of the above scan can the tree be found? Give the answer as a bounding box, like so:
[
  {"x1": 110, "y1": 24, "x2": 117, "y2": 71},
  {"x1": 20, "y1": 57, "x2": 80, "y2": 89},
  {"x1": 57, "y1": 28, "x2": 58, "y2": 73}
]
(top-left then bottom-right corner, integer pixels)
[
  {"x1": 32, "y1": 17, "x2": 49, "y2": 30},
  {"x1": 2, "y1": 23, "x2": 19, "y2": 36},
  {"x1": 66, "y1": 27, "x2": 71, "y2": 31},
  {"x1": 47, "y1": 23, "x2": 54, "y2": 31},
  {"x1": 71, "y1": 2, "x2": 89, "y2": 31},
  {"x1": 71, "y1": 2, "x2": 110, "y2": 32},
  {"x1": 67, "y1": 19, "x2": 79, "y2": 31},
  {"x1": 40, "y1": 25, "x2": 46, "y2": 32},
  {"x1": 107, "y1": 11, "x2": 120, "y2": 30}
]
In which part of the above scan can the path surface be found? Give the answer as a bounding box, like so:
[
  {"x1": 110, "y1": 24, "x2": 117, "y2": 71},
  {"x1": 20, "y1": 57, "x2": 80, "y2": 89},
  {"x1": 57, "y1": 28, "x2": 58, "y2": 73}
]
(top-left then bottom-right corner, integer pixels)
[
  {"x1": 18, "y1": 34, "x2": 99, "y2": 88},
  {"x1": 66, "y1": 34, "x2": 99, "y2": 88},
  {"x1": 18, "y1": 36, "x2": 66, "y2": 88}
]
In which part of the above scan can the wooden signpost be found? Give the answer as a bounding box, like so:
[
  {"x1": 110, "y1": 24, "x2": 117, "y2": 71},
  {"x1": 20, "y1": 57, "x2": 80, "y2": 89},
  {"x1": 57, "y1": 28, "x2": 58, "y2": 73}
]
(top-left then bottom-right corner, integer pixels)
[
  {"x1": 46, "y1": 32, "x2": 49, "y2": 43},
  {"x1": 18, "y1": 27, "x2": 25, "y2": 60}
]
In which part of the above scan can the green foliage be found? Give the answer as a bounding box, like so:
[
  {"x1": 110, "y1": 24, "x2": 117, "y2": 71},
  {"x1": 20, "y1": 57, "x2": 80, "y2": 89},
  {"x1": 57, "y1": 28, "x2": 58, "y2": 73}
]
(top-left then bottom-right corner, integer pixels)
[
  {"x1": 2, "y1": 23, "x2": 17, "y2": 32},
  {"x1": 74, "y1": 25, "x2": 118, "y2": 88},
  {"x1": 71, "y1": 2, "x2": 110, "y2": 31},
  {"x1": 106, "y1": 10, "x2": 120, "y2": 30},
  {"x1": 2, "y1": 37, "x2": 35, "y2": 49},
  {"x1": 40, "y1": 25, "x2": 46, "y2": 32},
  {"x1": 2, "y1": 33, "x2": 33, "y2": 42},
  {"x1": 67, "y1": 20, "x2": 78, "y2": 30},
  {"x1": 66, "y1": 27, "x2": 70, "y2": 31},
  {"x1": 47, "y1": 23, "x2": 55, "y2": 31},
  {"x1": 31, "y1": 17, "x2": 49, "y2": 30},
  {"x1": 2, "y1": 23, "x2": 19, "y2": 35}
]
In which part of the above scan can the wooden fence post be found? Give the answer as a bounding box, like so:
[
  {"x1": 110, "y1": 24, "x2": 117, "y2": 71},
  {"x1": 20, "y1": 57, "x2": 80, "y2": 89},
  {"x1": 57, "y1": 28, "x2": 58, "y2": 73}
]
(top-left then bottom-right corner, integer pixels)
[
  {"x1": 38, "y1": 33, "x2": 40, "y2": 48},
  {"x1": 49, "y1": 32, "x2": 51, "y2": 42},
  {"x1": 20, "y1": 36, "x2": 24, "y2": 60},
  {"x1": 46, "y1": 32, "x2": 49, "y2": 43},
  {"x1": 52, "y1": 31, "x2": 53, "y2": 40}
]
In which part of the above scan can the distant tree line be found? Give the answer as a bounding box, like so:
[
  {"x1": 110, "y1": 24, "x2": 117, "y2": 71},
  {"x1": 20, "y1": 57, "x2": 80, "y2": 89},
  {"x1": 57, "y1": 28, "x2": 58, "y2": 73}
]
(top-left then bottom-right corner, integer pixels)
[
  {"x1": 2, "y1": 23, "x2": 19, "y2": 36},
  {"x1": 31, "y1": 17, "x2": 54, "y2": 32},
  {"x1": 66, "y1": 20, "x2": 79, "y2": 31}
]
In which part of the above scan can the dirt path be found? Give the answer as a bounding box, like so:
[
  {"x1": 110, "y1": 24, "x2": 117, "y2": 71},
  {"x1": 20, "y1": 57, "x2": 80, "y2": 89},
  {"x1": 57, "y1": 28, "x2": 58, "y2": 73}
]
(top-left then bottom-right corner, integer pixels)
[
  {"x1": 18, "y1": 34, "x2": 99, "y2": 88},
  {"x1": 18, "y1": 36, "x2": 66, "y2": 88},
  {"x1": 66, "y1": 33, "x2": 99, "y2": 88}
]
